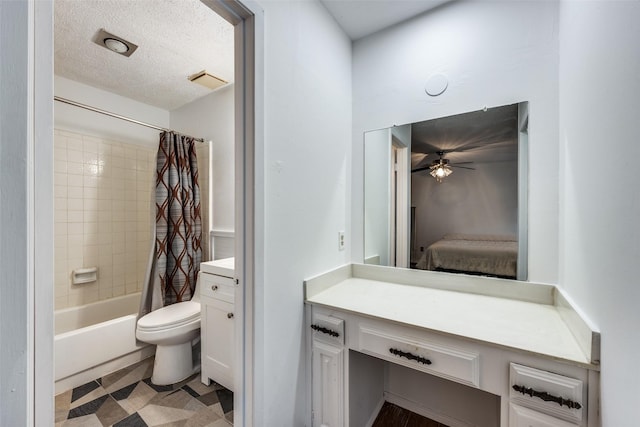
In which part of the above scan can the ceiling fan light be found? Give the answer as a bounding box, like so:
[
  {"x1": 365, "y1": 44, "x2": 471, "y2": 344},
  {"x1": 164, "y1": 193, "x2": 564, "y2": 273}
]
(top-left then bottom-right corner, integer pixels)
[{"x1": 430, "y1": 164, "x2": 452, "y2": 182}]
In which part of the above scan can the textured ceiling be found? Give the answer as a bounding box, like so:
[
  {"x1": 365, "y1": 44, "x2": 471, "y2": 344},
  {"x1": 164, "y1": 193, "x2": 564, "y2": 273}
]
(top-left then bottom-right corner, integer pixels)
[
  {"x1": 411, "y1": 104, "x2": 519, "y2": 168},
  {"x1": 321, "y1": 0, "x2": 451, "y2": 40},
  {"x1": 54, "y1": 0, "x2": 234, "y2": 111}
]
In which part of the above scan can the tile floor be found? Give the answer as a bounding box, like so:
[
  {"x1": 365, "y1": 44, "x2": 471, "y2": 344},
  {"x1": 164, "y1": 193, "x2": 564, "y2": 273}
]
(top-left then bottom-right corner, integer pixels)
[{"x1": 55, "y1": 358, "x2": 233, "y2": 427}]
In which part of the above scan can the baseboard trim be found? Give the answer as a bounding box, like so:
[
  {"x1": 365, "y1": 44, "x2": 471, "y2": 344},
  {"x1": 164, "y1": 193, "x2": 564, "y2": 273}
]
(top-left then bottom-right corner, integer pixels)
[{"x1": 365, "y1": 397, "x2": 386, "y2": 427}]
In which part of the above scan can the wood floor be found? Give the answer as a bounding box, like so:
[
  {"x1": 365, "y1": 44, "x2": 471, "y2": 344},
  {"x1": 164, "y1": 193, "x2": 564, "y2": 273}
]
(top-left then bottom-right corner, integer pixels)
[{"x1": 372, "y1": 402, "x2": 449, "y2": 427}]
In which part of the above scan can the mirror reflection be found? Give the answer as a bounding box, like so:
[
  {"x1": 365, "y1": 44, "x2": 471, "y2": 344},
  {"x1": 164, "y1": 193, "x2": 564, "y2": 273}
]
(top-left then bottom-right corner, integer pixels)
[{"x1": 364, "y1": 102, "x2": 528, "y2": 280}]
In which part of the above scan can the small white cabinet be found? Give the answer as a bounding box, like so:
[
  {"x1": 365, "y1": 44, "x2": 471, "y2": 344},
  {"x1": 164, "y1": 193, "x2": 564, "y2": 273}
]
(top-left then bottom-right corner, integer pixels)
[
  {"x1": 311, "y1": 312, "x2": 345, "y2": 427},
  {"x1": 509, "y1": 363, "x2": 584, "y2": 427},
  {"x1": 200, "y1": 258, "x2": 235, "y2": 391}
]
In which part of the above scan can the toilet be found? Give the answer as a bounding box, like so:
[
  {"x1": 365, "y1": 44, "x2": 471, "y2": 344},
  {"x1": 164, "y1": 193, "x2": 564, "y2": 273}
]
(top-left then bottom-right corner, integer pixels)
[{"x1": 136, "y1": 274, "x2": 202, "y2": 385}]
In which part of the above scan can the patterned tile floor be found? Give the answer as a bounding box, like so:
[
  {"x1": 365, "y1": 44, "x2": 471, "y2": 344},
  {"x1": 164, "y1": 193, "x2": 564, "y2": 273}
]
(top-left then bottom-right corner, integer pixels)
[{"x1": 55, "y1": 358, "x2": 233, "y2": 426}]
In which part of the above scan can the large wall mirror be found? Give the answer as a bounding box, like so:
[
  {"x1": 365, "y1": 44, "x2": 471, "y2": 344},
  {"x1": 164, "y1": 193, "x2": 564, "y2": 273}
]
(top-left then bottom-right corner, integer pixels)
[{"x1": 364, "y1": 102, "x2": 529, "y2": 281}]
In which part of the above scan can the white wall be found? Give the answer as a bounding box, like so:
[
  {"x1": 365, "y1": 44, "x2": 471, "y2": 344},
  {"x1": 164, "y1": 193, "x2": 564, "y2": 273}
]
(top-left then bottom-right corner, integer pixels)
[
  {"x1": 255, "y1": 0, "x2": 352, "y2": 424},
  {"x1": 558, "y1": 1, "x2": 640, "y2": 424},
  {"x1": 55, "y1": 76, "x2": 169, "y2": 148},
  {"x1": 170, "y1": 85, "x2": 235, "y2": 233},
  {"x1": 0, "y1": 1, "x2": 31, "y2": 424},
  {"x1": 364, "y1": 128, "x2": 391, "y2": 265},
  {"x1": 412, "y1": 160, "x2": 518, "y2": 251},
  {"x1": 352, "y1": 0, "x2": 560, "y2": 283}
]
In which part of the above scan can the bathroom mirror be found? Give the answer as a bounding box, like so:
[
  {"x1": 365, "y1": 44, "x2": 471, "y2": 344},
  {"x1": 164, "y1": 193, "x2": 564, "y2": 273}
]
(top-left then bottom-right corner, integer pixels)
[{"x1": 364, "y1": 102, "x2": 529, "y2": 281}]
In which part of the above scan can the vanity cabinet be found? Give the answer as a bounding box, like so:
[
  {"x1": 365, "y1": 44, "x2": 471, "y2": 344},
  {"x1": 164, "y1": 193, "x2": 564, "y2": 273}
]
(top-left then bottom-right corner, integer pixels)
[
  {"x1": 509, "y1": 404, "x2": 579, "y2": 427},
  {"x1": 311, "y1": 313, "x2": 345, "y2": 427},
  {"x1": 304, "y1": 264, "x2": 601, "y2": 427},
  {"x1": 200, "y1": 259, "x2": 235, "y2": 391},
  {"x1": 508, "y1": 364, "x2": 584, "y2": 427}
]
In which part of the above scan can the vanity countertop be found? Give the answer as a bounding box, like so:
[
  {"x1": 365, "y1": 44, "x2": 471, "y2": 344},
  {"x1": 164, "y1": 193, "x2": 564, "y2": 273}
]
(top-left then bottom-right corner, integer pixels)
[
  {"x1": 201, "y1": 257, "x2": 235, "y2": 277},
  {"x1": 305, "y1": 264, "x2": 600, "y2": 369}
]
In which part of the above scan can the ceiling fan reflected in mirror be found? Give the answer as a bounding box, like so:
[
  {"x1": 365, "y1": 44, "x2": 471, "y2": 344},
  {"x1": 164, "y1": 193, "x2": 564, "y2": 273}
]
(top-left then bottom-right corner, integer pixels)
[{"x1": 411, "y1": 151, "x2": 475, "y2": 183}]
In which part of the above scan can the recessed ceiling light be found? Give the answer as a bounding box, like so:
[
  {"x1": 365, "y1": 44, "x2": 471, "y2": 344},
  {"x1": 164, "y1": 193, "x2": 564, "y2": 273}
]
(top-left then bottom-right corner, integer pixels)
[
  {"x1": 104, "y1": 38, "x2": 129, "y2": 54},
  {"x1": 104, "y1": 37, "x2": 129, "y2": 53},
  {"x1": 93, "y1": 29, "x2": 138, "y2": 57}
]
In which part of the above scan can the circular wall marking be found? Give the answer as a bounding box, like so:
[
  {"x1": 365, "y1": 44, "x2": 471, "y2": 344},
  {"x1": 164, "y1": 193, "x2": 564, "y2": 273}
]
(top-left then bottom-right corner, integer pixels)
[{"x1": 425, "y1": 74, "x2": 448, "y2": 97}]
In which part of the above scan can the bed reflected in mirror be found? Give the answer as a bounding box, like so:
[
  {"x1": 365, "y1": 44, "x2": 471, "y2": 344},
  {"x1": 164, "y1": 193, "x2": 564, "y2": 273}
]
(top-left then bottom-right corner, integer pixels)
[{"x1": 364, "y1": 102, "x2": 529, "y2": 281}]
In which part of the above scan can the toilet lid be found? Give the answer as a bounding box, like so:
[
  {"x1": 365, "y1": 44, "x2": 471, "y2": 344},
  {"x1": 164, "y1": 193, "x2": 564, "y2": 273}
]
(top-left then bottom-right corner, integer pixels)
[{"x1": 138, "y1": 301, "x2": 200, "y2": 331}]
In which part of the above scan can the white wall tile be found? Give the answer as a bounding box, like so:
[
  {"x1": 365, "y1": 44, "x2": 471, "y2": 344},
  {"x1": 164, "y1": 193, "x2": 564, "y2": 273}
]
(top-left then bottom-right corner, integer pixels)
[
  {"x1": 67, "y1": 161, "x2": 84, "y2": 175},
  {"x1": 66, "y1": 137, "x2": 83, "y2": 152},
  {"x1": 54, "y1": 148, "x2": 66, "y2": 161},
  {"x1": 55, "y1": 210, "x2": 67, "y2": 223},
  {"x1": 67, "y1": 149, "x2": 83, "y2": 163},
  {"x1": 54, "y1": 129, "x2": 158, "y2": 308},
  {"x1": 68, "y1": 211, "x2": 83, "y2": 223},
  {"x1": 55, "y1": 296, "x2": 69, "y2": 310},
  {"x1": 55, "y1": 160, "x2": 67, "y2": 174}
]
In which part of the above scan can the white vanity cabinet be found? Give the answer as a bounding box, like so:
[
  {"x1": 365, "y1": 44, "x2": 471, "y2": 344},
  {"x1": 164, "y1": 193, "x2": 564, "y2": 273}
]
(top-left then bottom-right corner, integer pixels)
[
  {"x1": 305, "y1": 264, "x2": 601, "y2": 427},
  {"x1": 508, "y1": 364, "x2": 586, "y2": 427},
  {"x1": 310, "y1": 312, "x2": 345, "y2": 427},
  {"x1": 200, "y1": 258, "x2": 235, "y2": 391}
]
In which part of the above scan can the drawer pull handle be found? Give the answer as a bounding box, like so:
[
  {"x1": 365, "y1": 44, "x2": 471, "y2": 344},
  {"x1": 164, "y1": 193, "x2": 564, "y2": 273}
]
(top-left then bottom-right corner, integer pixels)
[
  {"x1": 211, "y1": 285, "x2": 218, "y2": 291},
  {"x1": 227, "y1": 312, "x2": 234, "y2": 319},
  {"x1": 389, "y1": 348, "x2": 432, "y2": 365},
  {"x1": 512, "y1": 384, "x2": 582, "y2": 410},
  {"x1": 310, "y1": 324, "x2": 340, "y2": 337}
]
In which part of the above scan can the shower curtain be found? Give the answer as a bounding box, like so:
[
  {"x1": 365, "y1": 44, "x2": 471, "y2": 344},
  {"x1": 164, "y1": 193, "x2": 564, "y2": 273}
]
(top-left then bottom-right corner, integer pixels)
[{"x1": 139, "y1": 131, "x2": 202, "y2": 317}]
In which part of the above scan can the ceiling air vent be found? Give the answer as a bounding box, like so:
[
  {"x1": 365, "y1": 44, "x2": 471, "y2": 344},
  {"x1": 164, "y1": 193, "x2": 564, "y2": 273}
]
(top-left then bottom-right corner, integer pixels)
[{"x1": 188, "y1": 70, "x2": 227, "y2": 90}]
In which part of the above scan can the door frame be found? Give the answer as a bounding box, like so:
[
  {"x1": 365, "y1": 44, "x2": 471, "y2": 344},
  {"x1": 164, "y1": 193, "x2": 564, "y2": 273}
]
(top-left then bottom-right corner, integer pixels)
[
  {"x1": 28, "y1": 0, "x2": 263, "y2": 425},
  {"x1": 203, "y1": 1, "x2": 263, "y2": 425},
  {"x1": 517, "y1": 102, "x2": 529, "y2": 281}
]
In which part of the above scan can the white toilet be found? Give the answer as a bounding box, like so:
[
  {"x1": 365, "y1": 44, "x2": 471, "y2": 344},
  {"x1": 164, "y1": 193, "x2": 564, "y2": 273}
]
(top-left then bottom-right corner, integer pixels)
[{"x1": 136, "y1": 274, "x2": 201, "y2": 385}]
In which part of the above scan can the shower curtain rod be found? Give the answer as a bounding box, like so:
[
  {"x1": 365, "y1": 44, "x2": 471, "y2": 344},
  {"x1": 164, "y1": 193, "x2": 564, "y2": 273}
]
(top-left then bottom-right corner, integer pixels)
[{"x1": 54, "y1": 96, "x2": 206, "y2": 143}]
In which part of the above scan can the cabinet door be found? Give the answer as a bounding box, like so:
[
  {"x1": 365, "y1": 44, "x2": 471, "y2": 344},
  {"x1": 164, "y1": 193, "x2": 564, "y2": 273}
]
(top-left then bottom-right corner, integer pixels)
[
  {"x1": 202, "y1": 297, "x2": 234, "y2": 391},
  {"x1": 510, "y1": 404, "x2": 578, "y2": 427},
  {"x1": 312, "y1": 339, "x2": 344, "y2": 427}
]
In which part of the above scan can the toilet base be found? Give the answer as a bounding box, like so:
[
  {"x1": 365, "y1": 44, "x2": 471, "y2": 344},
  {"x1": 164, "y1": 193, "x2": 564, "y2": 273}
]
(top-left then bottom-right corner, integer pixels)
[{"x1": 151, "y1": 341, "x2": 200, "y2": 385}]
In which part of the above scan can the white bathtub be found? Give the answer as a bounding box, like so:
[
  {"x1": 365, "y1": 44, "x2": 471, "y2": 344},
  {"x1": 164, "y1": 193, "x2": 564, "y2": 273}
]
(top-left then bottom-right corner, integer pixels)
[{"x1": 55, "y1": 293, "x2": 153, "y2": 393}]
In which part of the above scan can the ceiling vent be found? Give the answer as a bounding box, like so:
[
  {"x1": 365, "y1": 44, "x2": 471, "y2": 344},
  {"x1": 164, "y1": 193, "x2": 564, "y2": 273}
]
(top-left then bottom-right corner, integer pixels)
[
  {"x1": 94, "y1": 29, "x2": 138, "y2": 57},
  {"x1": 188, "y1": 70, "x2": 227, "y2": 90}
]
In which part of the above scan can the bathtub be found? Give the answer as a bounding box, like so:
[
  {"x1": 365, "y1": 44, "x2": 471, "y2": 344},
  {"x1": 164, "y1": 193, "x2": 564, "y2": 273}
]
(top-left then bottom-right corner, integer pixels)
[{"x1": 55, "y1": 293, "x2": 153, "y2": 393}]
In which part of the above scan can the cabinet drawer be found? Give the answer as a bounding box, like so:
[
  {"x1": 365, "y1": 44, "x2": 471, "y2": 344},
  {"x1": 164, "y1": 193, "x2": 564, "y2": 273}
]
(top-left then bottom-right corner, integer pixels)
[
  {"x1": 358, "y1": 325, "x2": 479, "y2": 387},
  {"x1": 201, "y1": 273, "x2": 235, "y2": 303},
  {"x1": 310, "y1": 312, "x2": 345, "y2": 346},
  {"x1": 510, "y1": 363, "x2": 583, "y2": 424},
  {"x1": 510, "y1": 404, "x2": 578, "y2": 427}
]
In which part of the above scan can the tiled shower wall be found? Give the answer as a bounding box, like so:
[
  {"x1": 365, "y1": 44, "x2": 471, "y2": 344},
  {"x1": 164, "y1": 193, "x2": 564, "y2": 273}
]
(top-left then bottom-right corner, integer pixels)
[
  {"x1": 54, "y1": 130, "x2": 155, "y2": 310},
  {"x1": 54, "y1": 129, "x2": 210, "y2": 311}
]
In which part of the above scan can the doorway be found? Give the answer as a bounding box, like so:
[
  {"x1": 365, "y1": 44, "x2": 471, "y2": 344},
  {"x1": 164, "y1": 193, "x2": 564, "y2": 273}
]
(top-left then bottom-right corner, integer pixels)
[{"x1": 30, "y1": 0, "x2": 260, "y2": 426}]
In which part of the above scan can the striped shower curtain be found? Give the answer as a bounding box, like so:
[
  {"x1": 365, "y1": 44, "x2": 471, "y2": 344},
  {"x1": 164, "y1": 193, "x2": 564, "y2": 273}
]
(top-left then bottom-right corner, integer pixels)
[{"x1": 139, "y1": 131, "x2": 202, "y2": 316}]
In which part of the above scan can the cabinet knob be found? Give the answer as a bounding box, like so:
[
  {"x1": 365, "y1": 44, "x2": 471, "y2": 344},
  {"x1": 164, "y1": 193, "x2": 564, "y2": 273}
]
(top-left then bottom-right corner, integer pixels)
[
  {"x1": 211, "y1": 285, "x2": 218, "y2": 291},
  {"x1": 227, "y1": 312, "x2": 234, "y2": 319}
]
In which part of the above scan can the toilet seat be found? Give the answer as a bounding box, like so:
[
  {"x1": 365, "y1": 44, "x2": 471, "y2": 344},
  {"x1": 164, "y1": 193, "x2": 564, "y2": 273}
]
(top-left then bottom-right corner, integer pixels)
[{"x1": 137, "y1": 301, "x2": 200, "y2": 332}]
